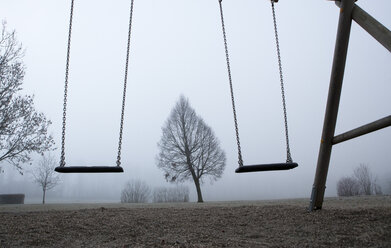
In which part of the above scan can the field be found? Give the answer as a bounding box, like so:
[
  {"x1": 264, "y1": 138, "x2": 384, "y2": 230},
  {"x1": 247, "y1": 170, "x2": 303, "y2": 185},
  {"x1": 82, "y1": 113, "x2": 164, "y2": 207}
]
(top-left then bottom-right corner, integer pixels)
[{"x1": 0, "y1": 196, "x2": 390, "y2": 247}]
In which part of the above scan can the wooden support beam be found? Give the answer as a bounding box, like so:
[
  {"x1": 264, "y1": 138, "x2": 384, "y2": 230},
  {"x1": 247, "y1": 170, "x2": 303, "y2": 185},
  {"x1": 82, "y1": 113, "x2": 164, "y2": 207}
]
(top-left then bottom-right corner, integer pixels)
[
  {"x1": 309, "y1": 0, "x2": 355, "y2": 211},
  {"x1": 335, "y1": 1, "x2": 391, "y2": 52},
  {"x1": 333, "y1": 115, "x2": 391, "y2": 145},
  {"x1": 310, "y1": 1, "x2": 390, "y2": 211}
]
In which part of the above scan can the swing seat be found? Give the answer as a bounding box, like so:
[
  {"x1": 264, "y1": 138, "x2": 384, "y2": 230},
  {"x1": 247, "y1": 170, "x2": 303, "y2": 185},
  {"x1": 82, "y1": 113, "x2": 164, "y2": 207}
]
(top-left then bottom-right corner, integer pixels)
[
  {"x1": 235, "y1": 162, "x2": 298, "y2": 173},
  {"x1": 55, "y1": 166, "x2": 124, "y2": 173}
]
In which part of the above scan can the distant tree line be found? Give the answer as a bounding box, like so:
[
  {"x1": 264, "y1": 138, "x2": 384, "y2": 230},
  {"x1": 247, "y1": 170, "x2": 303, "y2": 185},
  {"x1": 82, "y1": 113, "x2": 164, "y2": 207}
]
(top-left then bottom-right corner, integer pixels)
[
  {"x1": 121, "y1": 179, "x2": 151, "y2": 203},
  {"x1": 152, "y1": 186, "x2": 189, "y2": 203},
  {"x1": 120, "y1": 179, "x2": 190, "y2": 203},
  {"x1": 337, "y1": 164, "x2": 382, "y2": 197}
]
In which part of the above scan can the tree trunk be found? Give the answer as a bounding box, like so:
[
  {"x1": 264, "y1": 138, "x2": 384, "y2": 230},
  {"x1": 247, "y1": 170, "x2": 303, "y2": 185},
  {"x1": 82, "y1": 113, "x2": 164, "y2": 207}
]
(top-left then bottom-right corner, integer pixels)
[
  {"x1": 193, "y1": 177, "x2": 203, "y2": 203},
  {"x1": 184, "y1": 146, "x2": 204, "y2": 203},
  {"x1": 42, "y1": 188, "x2": 46, "y2": 204}
]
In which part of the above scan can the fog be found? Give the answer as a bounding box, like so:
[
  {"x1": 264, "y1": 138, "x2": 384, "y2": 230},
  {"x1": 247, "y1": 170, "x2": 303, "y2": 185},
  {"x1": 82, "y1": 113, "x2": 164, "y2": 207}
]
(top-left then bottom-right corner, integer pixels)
[{"x1": 1, "y1": 0, "x2": 390, "y2": 203}]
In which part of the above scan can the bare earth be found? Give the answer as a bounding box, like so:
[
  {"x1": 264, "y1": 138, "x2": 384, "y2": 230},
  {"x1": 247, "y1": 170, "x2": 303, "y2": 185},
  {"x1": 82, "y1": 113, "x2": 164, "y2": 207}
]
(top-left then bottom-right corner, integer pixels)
[{"x1": 0, "y1": 196, "x2": 390, "y2": 247}]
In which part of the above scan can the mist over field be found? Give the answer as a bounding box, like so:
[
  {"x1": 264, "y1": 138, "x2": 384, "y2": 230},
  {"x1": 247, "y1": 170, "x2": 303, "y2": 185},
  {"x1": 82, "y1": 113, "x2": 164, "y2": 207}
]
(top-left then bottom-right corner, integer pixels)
[{"x1": 1, "y1": 0, "x2": 390, "y2": 204}]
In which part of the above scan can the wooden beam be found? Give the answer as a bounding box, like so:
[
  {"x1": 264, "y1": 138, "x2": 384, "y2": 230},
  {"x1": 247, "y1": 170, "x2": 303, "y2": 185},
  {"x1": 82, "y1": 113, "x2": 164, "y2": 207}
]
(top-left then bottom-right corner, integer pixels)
[
  {"x1": 309, "y1": 0, "x2": 355, "y2": 211},
  {"x1": 333, "y1": 115, "x2": 391, "y2": 145},
  {"x1": 335, "y1": 1, "x2": 391, "y2": 52}
]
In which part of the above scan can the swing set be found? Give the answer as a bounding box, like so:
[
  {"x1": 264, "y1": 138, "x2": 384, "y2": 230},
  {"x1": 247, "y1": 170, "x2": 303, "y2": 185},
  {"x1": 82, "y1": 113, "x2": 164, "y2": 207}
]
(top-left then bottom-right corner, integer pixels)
[
  {"x1": 55, "y1": 0, "x2": 298, "y2": 174},
  {"x1": 55, "y1": 0, "x2": 391, "y2": 210}
]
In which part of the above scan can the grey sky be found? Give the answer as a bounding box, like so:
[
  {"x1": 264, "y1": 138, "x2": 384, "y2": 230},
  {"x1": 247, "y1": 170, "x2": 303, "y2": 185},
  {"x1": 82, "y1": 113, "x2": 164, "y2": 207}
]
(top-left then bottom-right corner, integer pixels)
[{"x1": 1, "y1": 0, "x2": 390, "y2": 203}]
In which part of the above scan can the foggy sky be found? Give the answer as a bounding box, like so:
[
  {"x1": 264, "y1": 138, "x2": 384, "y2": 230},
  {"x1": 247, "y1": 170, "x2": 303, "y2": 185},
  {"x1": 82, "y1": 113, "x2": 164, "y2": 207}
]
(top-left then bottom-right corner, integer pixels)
[{"x1": 1, "y1": 0, "x2": 390, "y2": 203}]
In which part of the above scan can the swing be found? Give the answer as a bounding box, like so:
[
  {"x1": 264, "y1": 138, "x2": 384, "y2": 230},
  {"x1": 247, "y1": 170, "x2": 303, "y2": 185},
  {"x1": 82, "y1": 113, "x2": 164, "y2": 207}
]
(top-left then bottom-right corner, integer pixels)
[
  {"x1": 218, "y1": 0, "x2": 298, "y2": 173},
  {"x1": 55, "y1": 0, "x2": 135, "y2": 173}
]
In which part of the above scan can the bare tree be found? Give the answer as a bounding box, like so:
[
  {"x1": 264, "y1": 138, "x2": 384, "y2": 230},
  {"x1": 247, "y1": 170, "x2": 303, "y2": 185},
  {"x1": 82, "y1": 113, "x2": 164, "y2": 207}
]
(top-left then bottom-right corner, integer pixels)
[
  {"x1": 337, "y1": 164, "x2": 383, "y2": 197},
  {"x1": 353, "y1": 164, "x2": 382, "y2": 195},
  {"x1": 157, "y1": 96, "x2": 226, "y2": 202},
  {"x1": 354, "y1": 164, "x2": 373, "y2": 195},
  {"x1": 31, "y1": 154, "x2": 61, "y2": 204},
  {"x1": 153, "y1": 185, "x2": 190, "y2": 203},
  {"x1": 0, "y1": 21, "x2": 54, "y2": 173},
  {"x1": 337, "y1": 176, "x2": 359, "y2": 197},
  {"x1": 373, "y1": 182, "x2": 383, "y2": 195},
  {"x1": 121, "y1": 179, "x2": 150, "y2": 203}
]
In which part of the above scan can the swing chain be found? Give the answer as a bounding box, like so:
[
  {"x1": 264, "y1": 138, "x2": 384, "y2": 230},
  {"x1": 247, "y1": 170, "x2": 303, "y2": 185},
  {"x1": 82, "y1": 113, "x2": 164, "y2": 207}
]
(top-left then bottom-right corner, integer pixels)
[
  {"x1": 60, "y1": 0, "x2": 134, "y2": 168},
  {"x1": 271, "y1": 1, "x2": 292, "y2": 163},
  {"x1": 60, "y1": 0, "x2": 75, "y2": 167},
  {"x1": 218, "y1": 0, "x2": 244, "y2": 167},
  {"x1": 116, "y1": 0, "x2": 135, "y2": 167}
]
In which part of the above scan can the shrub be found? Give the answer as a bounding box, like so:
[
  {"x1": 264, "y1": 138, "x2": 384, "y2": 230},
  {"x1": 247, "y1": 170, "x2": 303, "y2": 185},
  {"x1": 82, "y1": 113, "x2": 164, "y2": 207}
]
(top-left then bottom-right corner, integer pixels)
[
  {"x1": 337, "y1": 176, "x2": 360, "y2": 197},
  {"x1": 153, "y1": 185, "x2": 189, "y2": 203},
  {"x1": 121, "y1": 179, "x2": 150, "y2": 203}
]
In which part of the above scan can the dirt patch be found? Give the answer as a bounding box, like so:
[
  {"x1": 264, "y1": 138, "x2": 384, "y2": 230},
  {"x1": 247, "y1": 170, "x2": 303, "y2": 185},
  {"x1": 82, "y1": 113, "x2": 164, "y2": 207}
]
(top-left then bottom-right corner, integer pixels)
[{"x1": 0, "y1": 196, "x2": 390, "y2": 247}]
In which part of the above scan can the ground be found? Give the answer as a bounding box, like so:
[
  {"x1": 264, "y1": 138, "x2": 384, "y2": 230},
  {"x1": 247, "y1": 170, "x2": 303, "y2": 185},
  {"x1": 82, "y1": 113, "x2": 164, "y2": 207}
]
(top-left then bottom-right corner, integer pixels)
[{"x1": 0, "y1": 196, "x2": 390, "y2": 247}]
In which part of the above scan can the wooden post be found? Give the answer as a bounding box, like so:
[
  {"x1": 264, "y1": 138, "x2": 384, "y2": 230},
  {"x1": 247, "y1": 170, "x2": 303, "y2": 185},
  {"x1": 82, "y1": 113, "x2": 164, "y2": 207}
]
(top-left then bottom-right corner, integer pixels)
[
  {"x1": 335, "y1": 1, "x2": 391, "y2": 52},
  {"x1": 309, "y1": 0, "x2": 355, "y2": 211}
]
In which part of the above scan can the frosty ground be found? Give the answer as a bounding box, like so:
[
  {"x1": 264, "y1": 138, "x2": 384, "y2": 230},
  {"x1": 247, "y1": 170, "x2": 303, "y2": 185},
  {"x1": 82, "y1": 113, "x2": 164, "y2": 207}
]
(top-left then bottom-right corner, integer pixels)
[{"x1": 0, "y1": 196, "x2": 390, "y2": 247}]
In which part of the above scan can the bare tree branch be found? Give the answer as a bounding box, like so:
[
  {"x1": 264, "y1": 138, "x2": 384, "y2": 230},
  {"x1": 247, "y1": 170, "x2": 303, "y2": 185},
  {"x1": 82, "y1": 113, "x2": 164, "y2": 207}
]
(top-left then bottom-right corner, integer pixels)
[{"x1": 0, "y1": 22, "x2": 55, "y2": 173}]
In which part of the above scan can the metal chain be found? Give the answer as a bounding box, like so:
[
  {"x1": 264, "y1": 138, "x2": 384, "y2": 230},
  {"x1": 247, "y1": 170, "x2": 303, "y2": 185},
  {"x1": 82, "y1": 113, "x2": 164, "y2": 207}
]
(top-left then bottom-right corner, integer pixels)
[
  {"x1": 116, "y1": 0, "x2": 135, "y2": 167},
  {"x1": 271, "y1": 1, "x2": 292, "y2": 163},
  {"x1": 60, "y1": 0, "x2": 134, "y2": 168},
  {"x1": 60, "y1": 0, "x2": 75, "y2": 167},
  {"x1": 218, "y1": 0, "x2": 244, "y2": 167}
]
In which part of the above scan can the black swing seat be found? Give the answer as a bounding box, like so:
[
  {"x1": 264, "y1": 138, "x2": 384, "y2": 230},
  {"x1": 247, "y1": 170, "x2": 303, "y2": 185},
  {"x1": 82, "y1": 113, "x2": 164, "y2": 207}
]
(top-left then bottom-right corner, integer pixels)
[
  {"x1": 235, "y1": 162, "x2": 298, "y2": 173},
  {"x1": 55, "y1": 166, "x2": 124, "y2": 173}
]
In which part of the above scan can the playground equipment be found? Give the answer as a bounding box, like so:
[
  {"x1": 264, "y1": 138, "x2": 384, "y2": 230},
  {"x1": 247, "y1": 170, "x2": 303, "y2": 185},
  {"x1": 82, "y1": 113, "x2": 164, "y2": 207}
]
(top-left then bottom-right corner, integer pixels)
[
  {"x1": 218, "y1": 0, "x2": 298, "y2": 173},
  {"x1": 55, "y1": 0, "x2": 136, "y2": 173},
  {"x1": 310, "y1": 0, "x2": 391, "y2": 210},
  {"x1": 54, "y1": 0, "x2": 391, "y2": 213}
]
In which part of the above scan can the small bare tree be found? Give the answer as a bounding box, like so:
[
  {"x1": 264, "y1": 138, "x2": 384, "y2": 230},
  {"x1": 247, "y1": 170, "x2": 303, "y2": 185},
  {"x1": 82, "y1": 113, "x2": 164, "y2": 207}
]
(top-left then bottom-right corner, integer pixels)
[
  {"x1": 31, "y1": 154, "x2": 60, "y2": 204},
  {"x1": 121, "y1": 179, "x2": 150, "y2": 203},
  {"x1": 337, "y1": 176, "x2": 359, "y2": 197},
  {"x1": 157, "y1": 96, "x2": 226, "y2": 202},
  {"x1": 353, "y1": 164, "x2": 382, "y2": 195},
  {"x1": 354, "y1": 164, "x2": 372, "y2": 195}
]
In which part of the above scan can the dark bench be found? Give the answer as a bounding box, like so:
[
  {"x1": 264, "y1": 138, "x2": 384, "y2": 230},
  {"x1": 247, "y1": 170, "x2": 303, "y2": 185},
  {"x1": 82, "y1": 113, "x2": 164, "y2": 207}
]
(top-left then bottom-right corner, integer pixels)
[{"x1": 0, "y1": 194, "x2": 25, "y2": 204}]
